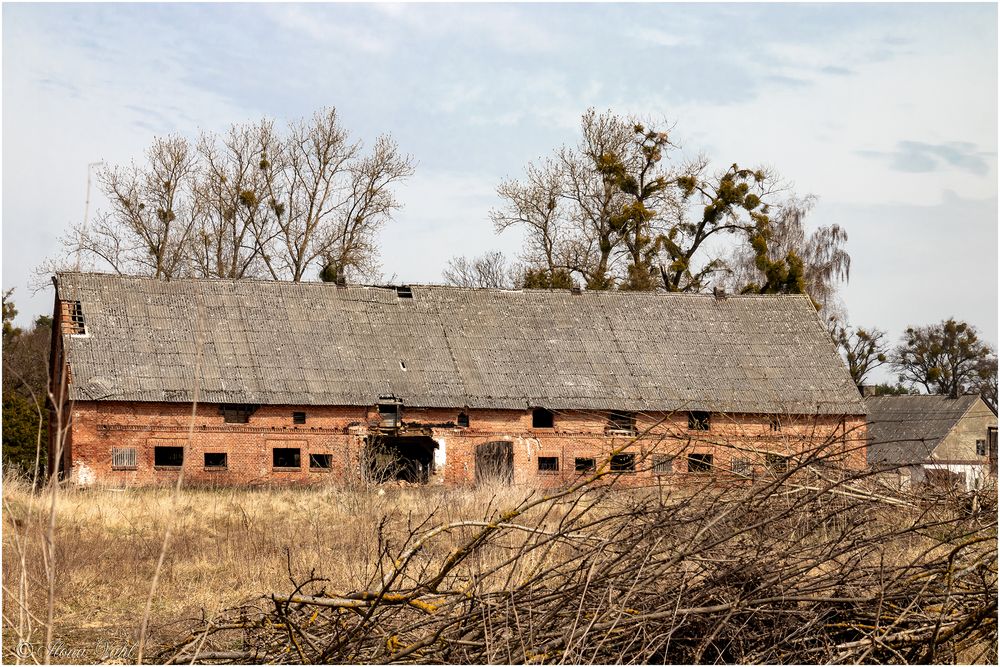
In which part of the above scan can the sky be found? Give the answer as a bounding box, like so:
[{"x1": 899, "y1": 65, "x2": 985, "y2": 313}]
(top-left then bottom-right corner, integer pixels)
[{"x1": 2, "y1": 2, "x2": 997, "y2": 383}]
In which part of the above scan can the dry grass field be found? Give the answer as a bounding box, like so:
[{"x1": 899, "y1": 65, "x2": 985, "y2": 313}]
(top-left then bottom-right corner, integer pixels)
[{"x1": 2, "y1": 459, "x2": 997, "y2": 664}]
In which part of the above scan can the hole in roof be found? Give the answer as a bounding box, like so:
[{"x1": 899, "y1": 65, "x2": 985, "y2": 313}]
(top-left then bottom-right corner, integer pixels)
[{"x1": 400, "y1": 360, "x2": 407, "y2": 371}]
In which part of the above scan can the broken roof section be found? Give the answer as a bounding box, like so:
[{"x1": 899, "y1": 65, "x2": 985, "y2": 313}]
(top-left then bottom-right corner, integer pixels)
[{"x1": 55, "y1": 272, "x2": 865, "y2": 415}]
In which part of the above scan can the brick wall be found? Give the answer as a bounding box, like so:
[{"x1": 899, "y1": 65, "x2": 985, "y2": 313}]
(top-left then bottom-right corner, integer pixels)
[{"x1": 64, "y1": 401, "x2": 867, "y2": 487}]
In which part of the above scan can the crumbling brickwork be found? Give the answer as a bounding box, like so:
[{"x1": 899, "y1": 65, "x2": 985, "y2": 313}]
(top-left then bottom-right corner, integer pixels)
[{"x1": 63, "y1": 400, "x2": 866, "y2": 487}]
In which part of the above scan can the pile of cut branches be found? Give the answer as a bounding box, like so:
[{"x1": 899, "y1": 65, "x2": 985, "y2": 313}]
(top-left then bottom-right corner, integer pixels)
[{"x1": 157, "y1": 452, "x2": 997, "y2": 664}]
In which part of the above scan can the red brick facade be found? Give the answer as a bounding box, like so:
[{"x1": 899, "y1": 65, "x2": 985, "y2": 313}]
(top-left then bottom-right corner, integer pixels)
[{"x1": 60, "y1": 400, "x2": 867, "y2": 487}]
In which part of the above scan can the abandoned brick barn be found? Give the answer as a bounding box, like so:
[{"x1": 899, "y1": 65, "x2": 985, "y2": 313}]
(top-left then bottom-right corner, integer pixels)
[{"x1": 48, "y1": 272, "x2": 867, "y2": 487}]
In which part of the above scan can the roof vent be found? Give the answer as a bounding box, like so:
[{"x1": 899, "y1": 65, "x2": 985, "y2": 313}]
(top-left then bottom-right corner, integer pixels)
[{"x1": 396, "y1": 286, "x2": 413, "y2": 299}]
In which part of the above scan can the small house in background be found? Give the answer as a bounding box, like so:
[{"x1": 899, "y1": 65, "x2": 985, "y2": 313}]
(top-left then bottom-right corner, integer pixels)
[
  {"x1": 48, "y1": 272, "x2": 868, "y2": 488},
  {"x1": 866, "y1": 394, "x2": 998, "y2": 491}
]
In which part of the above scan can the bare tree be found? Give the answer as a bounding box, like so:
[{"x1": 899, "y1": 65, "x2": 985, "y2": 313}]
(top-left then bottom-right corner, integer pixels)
[
  {"x1": 69, "y1": 136, "x2": 198, "y2": 278},
  {"x1": 442, "y1": 251, "x2": 516, "y2": 289}
]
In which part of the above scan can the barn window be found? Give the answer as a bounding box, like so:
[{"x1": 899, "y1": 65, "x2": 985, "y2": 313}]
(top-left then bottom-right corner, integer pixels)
[
  {"x1": 532, "y1": 408, "x2": 554, "y2": 428},
  {"x1": 396, "y1": 286, "x2": 413, "y2": 298},
  {"x1": 687, "y1": 453, "x2": 713, "y2": 473},
  {"x1": 770, "y1": 416, "x2": 781, "y2": 432},
  {"x1": 293, "y1": 411, "x2": 307, "y2": 425},
  {"x1": 309, "y1": 454, "x2": 332, "y2": 469},
  {"x1": 204, "y1": 453, "x2": 227, "y2": 469},
  {"x1": 538, "y1": 456, "x2": 559, "y2": 472},
  {"x1": 457, "y1": 412, "x2": 469, "y2": 428},
  {"x1": 220, "y1": 404, "x2": 256, "y2": 423},
  {"x1": 66, "y1": 301, "x2": 86, "y2": 335},
  {"x1": 575, "y1": 457, "x2": 595, "y2": 472},
  {"x1": 652, "y1": 455, "x2": 673, "y2": 475},
  {"x1": 111, "y1": 447, "x2": 137, "y2": 470},
  {"x1": 273, "y1": 448, "x2": 301, "y2": 469},
  {"x1": 976, "y1": 439, "x2": 987, "y2": 456},
  {"x1": 610, "y1": 453, "x2": 635, "y2": 472},
  {"x1": 607, "y1": 411, "x2": 636, "y2": 434},
  {"x1": 766, "y1": 453, "x2": 789, "y2": 473},
  {"x1": 688, "y1": 411, "x2": 711, "y2": 431},
  {"x1": 731, "y1": 458, "x2": 751, "y2": 476},
  {"x1": 153, "y1": 446, "x2": 184, "y2": 468},
  {"x1": 378, "y1": 398, "x2": 402, "y2": 428}
]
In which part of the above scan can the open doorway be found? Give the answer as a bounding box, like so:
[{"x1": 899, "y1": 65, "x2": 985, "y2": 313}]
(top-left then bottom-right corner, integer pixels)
[
  {"x1": 364, "y1": 435, "x2": 438, "y2": 483},
  {"x1": 476, "y1": 440, "x2": 514, "y2": 485}
]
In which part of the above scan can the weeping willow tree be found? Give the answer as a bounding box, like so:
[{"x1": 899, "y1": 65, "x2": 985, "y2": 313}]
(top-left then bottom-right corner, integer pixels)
[{"x1": 724, "y1": 196, "x2": 850, "y2": 320}]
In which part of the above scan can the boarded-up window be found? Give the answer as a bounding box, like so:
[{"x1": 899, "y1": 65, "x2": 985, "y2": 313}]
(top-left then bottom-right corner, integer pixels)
[
  {"x1": 652, "y1": 455, "x2": 673, "y2": 475},
  {"x1": 309, "y1": 454, "x2": 332, "y2": 469},
  {"x1": 112, "y1": 447, "x2": 137, "y2": 470},
  {"x1": 204, "y1": 453, "x2": 227, "y2": 469},
  {"x1": 611, "y1": 453, "x2": 636, "y2": 472},
  {"x1": 538, "y1": 456, "x2": 559, "y2": 472},
  {"x1": 273, "y1": 448, "x2": 301, "y2": 468},
  {"x1": 687, "y1": 453, "x2": 713, "y2": 473},
  {"x1": 154, "y1": 446, "x2": 184, "y2": 468}
]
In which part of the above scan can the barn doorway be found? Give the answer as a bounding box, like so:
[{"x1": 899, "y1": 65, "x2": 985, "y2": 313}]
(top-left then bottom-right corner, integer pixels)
[
  {"x1": 476, "y1": 440, "x2": 514, "y2": 485},
  {"x1": 365, "y1": 436, "x2": 438, "y2": 483}
]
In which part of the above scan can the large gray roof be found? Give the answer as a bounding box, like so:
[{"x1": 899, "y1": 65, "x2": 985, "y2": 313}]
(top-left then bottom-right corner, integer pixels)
[
  {"x1": 55, "y1": 272, "x2": 865, "y2": 414},
  {"x1": 865, "y1": 394, "x2": 981, "y2": 464}
]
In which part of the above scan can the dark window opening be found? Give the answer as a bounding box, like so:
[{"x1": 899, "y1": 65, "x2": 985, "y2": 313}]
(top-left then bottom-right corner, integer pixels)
[
  {"x1": 766, "y1": 453, "x2": 788, "y2": 473},
  {"x1": 611, "y1": 453, "x2": 636, "y2": 472},
  {"x1": 575, "y1": 457, "x2": 596, "y2": 473},
  {"x1": 293, "y1": 411, "x2": 307, "y2": 425},
  {"x1": 457, "y1": 412, "x2": 469, "y2": 428},
  {"x1": 154, "y1": 446, "x2": 184, "y2": 468},
  {"x1": 532, "y1": 408, "x2": 554, "y2": 429},
  {"x1": 538, "y1": 456, "x2": 559, "y2": 472},
  {"x1": 688, "y1": 411, "x2": 711, "y2": 431},
  {"x1": 687, "y1": 453, "x2": 713, "y2": 473},
  {"x1": 67, "y1": 301, "x2": 86, "y2": 335},
  {"x1": 220, "y1": 404, "x2": 257, "y2": 424},
  {"x1": 607, "y1": 411, "x2": 636, "y2": 434},
  {"x1": 204, "y1": 452, "x2": 227, "y2": 469},
  {"x1": 378, "y1": 398, "x2": 402, "y2": 429},
  {"x1": 770, "y1": 416, "x2": 781, "y2": 432},
  {"x1": 273, "y1": 448, "x2": 301, "y2": 468},
  {"x1": 396, "y1": 286, "x2": 413, "y2": 298},
  {"x1": 653, "y1": 455, "x2": 673, "y2": 475},
  {"x1": 310, "y1": 453, "x2": 332, "y2": 469},
  {"x1": 976, "y1": 439, "x2": 987, "y2": 456},
  {"x1": 731, "y1": 458, "x2": 751, "y2": 476},
  {"x1": 366, "y1": 436, "x2": 437, "y2": 484}
]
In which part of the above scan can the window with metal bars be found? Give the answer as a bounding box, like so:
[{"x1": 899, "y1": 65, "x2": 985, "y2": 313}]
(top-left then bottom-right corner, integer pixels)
[
  {"x1": 111, "y1": 447, "x2": 137, "y2": 470},
  {"x1": 652, "y1": 455, "x2": 673, "y2": 475}
]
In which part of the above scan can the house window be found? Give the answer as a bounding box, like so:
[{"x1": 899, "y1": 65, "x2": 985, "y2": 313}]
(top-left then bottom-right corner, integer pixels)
[
  {"x1": 687, "y1": 453, "x2": 713, "y2": 473},
  {"x1": 766, "y1": 453, "x2": 788, "y2": 473},
  {"x1": 204, "y1": 452, "x2": 227, "y2": 469},
  {"x1": 607, "y1": 411, "x2": 636, "y2": 434},
  {"x1": 154, "y1": 446, "x2": 184, "y2": 468},
  {"x1": 610, "y1": 453, "x2": 636, "y2": 472},
  {"x1": 457, "y1": 412, "x2": 469, "y2": 428},
  {"x1": 220, "y1": 404, "x2": 256, "y2": 423},
  {"x1": 575, "y1": 457, "x2": 596, "y2": 473},
  {"x1": 770, "y1": 416, "x2": 781, "y2": 432},
  {"x1": 111, "y1": 447, "x2": 137, "y2": 470},
  {"x1": 731, "y1": 458, "x2": 751, "y2": 476},
  {"x1": 532, "y1": 408, "x2": 554, "y2": 429},
  {"x1": 293, "y1": 411, "x2": 306, "y2": 425},
  {"x1": 273, "y1": 448, "x2": 301, "y2": 469},
  {"x1": 976, "y1": 439, "x2": 987, "y2": 456},
  {"x1": 538, "y1": 456, "x2": 559, "y2": 472},
  {"x1": 653, "y1": 455, "x2": 673, "y2": 475},
  {"x1": 688, "y1": 411, "x2": 711, "y2": 431},
  {"x1": 309, "y1": 454, "x2": 332, "y2": 470}
]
